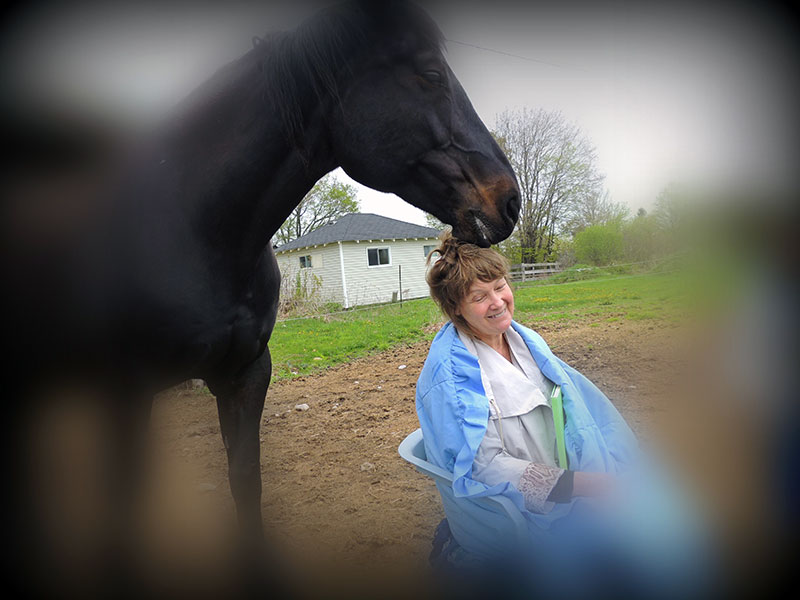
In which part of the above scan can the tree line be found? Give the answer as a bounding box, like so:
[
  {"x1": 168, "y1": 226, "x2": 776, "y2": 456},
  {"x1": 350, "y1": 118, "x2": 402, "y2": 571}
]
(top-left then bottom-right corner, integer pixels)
[{"x1": 489, "y1": 107, "x2": 689, "y2": 267}]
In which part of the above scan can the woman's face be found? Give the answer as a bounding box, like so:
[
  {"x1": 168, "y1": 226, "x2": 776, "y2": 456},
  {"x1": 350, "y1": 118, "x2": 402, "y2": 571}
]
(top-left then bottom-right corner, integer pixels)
[{"x1": 457, "y1": 277, "x2": 515, "y2": 341}]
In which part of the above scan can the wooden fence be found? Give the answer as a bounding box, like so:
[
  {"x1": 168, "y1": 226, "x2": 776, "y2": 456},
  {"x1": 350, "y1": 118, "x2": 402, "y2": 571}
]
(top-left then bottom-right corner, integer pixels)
[{"x1": 508, "y1": 262, "x2": 562, "y2": 282}]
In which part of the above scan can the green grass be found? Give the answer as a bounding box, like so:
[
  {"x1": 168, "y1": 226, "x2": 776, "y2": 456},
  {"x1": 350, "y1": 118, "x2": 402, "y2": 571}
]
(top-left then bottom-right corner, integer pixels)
[
  {"x1": 511, "y1": 271, "x2": 684, "y2": 324},
  {"x1": 270, "y1": 299, "x2": 445, "y2": 379},
  {"x1": 269, "y1": 270, "x2": 687, "y2": 380}
]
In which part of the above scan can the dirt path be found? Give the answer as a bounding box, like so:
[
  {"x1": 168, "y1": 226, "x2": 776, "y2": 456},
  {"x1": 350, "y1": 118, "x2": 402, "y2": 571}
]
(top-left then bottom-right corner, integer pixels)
[{"x1": 141, "y1": 318, "x2": 692, "y2": 596}]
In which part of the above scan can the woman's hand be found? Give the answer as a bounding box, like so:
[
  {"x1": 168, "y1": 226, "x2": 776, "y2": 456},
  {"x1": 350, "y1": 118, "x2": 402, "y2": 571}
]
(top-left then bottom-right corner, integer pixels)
[{"x1": 571, "y1": 471, "x2": 617, "y2": 499}]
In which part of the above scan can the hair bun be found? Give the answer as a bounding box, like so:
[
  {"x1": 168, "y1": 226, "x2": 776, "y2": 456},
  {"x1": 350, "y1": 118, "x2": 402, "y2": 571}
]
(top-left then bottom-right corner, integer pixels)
[{"x1": 431, "y1": 230, "x2": 468, "y2": 265}]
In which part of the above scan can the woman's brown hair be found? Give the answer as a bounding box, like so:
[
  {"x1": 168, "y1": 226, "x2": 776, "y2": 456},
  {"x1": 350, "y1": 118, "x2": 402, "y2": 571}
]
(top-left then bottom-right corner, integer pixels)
[{"x1": 425, "y1": 230, "x2": 510, "y2": 335}]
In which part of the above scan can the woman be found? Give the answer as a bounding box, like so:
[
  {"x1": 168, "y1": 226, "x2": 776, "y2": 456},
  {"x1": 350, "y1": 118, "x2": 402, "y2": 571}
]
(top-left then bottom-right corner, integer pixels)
[{"x1": 416, "y1": 233, "x2": 712, "y2": 597}]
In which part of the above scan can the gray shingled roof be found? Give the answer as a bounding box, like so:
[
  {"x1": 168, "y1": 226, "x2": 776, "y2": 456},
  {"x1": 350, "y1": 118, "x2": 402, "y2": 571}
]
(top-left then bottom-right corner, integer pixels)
[{"x1": 274, "y1": 213, "x2": 441, "y2": 252}]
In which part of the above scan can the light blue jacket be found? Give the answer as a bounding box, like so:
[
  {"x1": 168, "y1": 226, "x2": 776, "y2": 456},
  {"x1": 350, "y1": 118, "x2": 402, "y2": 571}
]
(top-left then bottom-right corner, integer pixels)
[{"x1": 416, "y1": 321, "x2": 712, "y2": 590}]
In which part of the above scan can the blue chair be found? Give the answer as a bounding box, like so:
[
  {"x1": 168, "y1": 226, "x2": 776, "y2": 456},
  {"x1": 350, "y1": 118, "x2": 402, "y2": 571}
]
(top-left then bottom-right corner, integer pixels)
[{"x1": 398, "y1": 428, "x2": 529, "y2": 558}]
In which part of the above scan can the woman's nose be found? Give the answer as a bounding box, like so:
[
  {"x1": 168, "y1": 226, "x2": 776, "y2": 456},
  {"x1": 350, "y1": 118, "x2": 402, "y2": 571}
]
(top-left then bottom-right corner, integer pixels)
[{"x1": 488, "y1": 291, "x2": 504, "y2": 307}]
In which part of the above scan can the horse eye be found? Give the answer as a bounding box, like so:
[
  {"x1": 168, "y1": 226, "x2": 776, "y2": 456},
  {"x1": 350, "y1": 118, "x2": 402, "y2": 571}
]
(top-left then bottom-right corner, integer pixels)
[{"x1": 422, "y1": 70, "x2": 444, "y2": 85}]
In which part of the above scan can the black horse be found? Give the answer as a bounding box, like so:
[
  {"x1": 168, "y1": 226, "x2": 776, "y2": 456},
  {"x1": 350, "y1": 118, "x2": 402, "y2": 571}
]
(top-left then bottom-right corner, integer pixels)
[{"x1": 2, "y1": 0, "x2": 519, "y2": 588}]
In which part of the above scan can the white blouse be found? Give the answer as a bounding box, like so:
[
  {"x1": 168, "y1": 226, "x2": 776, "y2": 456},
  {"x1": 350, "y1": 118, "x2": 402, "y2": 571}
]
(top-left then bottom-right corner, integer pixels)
[{"x1": 458, "y1": 326, "x2": 566, "y2": 513}]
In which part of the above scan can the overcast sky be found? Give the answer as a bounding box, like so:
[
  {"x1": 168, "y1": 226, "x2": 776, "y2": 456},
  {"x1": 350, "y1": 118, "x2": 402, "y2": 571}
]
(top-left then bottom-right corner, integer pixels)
[
  {"x1": 354, "y1": 1, "x2": 800, "y2": 224},
  {"x1": 3, "y1": 1, "x2": 797, "y2": 226}
]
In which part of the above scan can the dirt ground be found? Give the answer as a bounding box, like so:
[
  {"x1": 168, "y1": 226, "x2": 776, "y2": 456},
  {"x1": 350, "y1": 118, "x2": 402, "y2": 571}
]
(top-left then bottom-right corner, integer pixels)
[
  {"x1": 32, "y1": 317, "x2": 776, "y2": 597},
  {"x1": 137, "y1": 318, "x2": 714, "y2": 596}
]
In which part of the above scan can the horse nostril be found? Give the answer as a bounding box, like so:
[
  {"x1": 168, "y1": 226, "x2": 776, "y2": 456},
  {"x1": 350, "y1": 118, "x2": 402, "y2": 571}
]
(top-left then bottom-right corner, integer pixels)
[{"x1": 505, "y1": 193, "x2": 520, "y2": 223}]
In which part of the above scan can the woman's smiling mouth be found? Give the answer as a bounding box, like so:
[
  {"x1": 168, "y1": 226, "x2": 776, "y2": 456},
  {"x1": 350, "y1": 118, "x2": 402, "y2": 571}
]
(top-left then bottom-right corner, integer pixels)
[{"x1": 487, "y1": 308, "x2": 507, "y2": 319}]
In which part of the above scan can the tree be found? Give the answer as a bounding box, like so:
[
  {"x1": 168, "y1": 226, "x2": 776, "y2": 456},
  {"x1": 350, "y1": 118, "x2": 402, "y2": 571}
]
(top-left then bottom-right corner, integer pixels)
[
  {"x1": 275, "y1": 174, "x2": 359, "y2": 245},
  {"x1": 493, "y1": 232, "x2": 523, "y2": 264},
  {"x1": 653, "y1": 182, "x2": 693, "y2": 252},
  {"x1": 574, "y1": 223, "x2": 624, "y2": 266},
  {"x1": 494, "y1": 108, "x2": 604, "y2": 263},
  {"x1": 425, "y1": 213, "x2": 446, "y2": 230},
  {"x1": 622, "y1": 213, "x2": 662, "y2": 263},
  {"x1": 563, "y1": 189, "x2": 629, "y2": 236},
  {"x1": 654, "y1": 182, "x2": 690, "y2": 227}
]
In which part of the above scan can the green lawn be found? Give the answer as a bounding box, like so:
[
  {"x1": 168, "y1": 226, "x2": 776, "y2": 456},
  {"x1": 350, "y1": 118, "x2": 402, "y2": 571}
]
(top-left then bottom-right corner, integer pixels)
[
  {"x1": 511, "y1": 271, "x2": 686, "y2": 326},
  {"x1": 269, "y1": 271, "x2": 686, "y2": 379}
]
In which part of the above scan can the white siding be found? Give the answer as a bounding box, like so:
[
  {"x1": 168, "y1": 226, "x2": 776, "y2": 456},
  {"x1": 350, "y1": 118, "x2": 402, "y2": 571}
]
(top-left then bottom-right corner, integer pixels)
[
  {"x1": 342, "y1": 238, "x2": 437, "y2": 306},
  {"x1": 275, "y1": 245, "x2": 344, "y2": 305},
  {"x1": 275, "y1": 236, "x2": 439, "y2": 308}
]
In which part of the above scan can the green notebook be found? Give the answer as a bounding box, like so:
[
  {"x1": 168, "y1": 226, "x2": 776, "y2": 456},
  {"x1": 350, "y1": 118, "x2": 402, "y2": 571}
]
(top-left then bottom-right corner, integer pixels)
[{"x1": 550, "y1": 385, "x2": 569, "y2": 469}]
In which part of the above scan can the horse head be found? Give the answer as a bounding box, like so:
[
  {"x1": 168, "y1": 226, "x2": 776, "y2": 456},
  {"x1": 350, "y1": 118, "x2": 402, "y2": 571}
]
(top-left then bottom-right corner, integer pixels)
[{"x1": 322, "y1": 2, "x2": 520, "y2": 247}]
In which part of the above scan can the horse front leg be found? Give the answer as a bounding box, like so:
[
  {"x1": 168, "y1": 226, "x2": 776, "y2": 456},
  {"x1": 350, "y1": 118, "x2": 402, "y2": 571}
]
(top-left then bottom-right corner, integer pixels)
[{"x1": 208, "y1": 348, "x2": 271, "y2": 550}]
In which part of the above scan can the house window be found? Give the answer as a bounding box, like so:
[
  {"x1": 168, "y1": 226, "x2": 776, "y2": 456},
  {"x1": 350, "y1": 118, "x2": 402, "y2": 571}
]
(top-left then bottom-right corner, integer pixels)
[
  {"x1": 367, "y1": 247, "x2": 390, "y2": 267},
  {"x1": 423, "y1": 244, "x2": 436, "y2": 257},
  {"x1": 299, "y1": 255, "x2": 312, "y2": 268}
]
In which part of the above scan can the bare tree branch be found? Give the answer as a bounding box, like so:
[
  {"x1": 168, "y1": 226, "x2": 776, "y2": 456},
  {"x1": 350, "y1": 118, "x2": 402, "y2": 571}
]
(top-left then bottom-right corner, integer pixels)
[
  {"x1": 494, "y1": 108, "x2": 604, "y2": 262},
  {"x1": 274, "y1": 174, "x2": 360, "y2": 246}
]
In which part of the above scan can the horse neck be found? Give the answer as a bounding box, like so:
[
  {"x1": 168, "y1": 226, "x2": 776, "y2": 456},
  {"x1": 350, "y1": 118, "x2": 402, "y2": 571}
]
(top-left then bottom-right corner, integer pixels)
[{"x1": 164, "y1": 65, "x2": 337, "y2": 277}]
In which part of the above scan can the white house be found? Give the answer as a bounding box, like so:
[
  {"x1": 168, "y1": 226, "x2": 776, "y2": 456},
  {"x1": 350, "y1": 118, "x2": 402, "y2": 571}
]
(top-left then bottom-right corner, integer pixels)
[{"x1": 274, "y1": 213, "x2": 441, "y2": 308}]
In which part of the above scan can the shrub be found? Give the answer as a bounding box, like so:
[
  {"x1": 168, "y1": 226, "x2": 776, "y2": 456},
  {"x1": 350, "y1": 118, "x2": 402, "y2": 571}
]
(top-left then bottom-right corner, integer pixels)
[
  {"x1": 622, "y1": 215, "x2": 663, "y2": 263},
  {"x1": 552, "y1": 236, "x2": 577, "y2": 268},
  {"x1": 574, "y1": 224, "x2": 624, "y2": 266},
  {"x1": 278, "y1": 265, "x2": 326, "y2": 316}
]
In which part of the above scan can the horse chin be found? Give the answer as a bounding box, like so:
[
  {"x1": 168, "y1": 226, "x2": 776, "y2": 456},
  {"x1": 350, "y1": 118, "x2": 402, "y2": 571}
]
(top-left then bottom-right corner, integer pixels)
[
  {"x1": 452, "y1": 218, "x2": 492, "y2": 248},
  {"x1": 472, "y1": 214, "x2": 495, "y2": 247},
  {"x1": 396, "y1": 179, "x2": 510, "y2": 247},
  {"x1": 460, "y1": 230, "x2": 491, "y2": 248}
]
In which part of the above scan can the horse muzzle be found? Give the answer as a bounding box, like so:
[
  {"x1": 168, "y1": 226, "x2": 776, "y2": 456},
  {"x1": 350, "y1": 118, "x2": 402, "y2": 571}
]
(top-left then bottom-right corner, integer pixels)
[
  {"x1": 451, "y1": 178, "x2": 520, "y2": 247},
  {"x1": 400, "y1": 144, "x2": 520, "y2": 245}
]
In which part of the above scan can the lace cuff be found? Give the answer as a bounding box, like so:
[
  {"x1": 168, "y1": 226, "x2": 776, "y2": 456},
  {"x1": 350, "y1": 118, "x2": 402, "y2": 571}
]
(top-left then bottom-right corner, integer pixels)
[{"x1": 518, "y1": 462, "x2": 565, "y2": 513}]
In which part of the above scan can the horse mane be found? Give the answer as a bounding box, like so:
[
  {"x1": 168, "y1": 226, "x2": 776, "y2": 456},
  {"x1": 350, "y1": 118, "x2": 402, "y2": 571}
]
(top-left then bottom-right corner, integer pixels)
[
  {"x1": 159, "y1": 2, "x2": 443, "y2": 162},
  {"x1": 254, "y1": 1, "x2": 445, "y2": 153}
]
